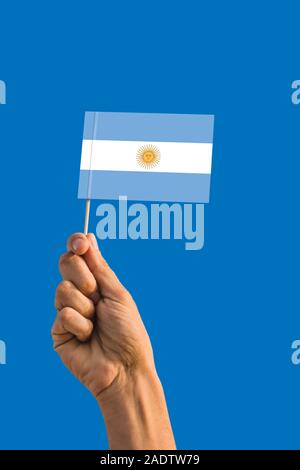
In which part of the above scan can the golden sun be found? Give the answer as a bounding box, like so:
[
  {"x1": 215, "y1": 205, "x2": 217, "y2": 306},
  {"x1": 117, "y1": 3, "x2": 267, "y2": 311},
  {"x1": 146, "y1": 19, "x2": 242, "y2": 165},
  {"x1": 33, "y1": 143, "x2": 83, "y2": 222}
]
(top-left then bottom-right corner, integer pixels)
[{"x1": 136, "y1": 144, "x2": 160, "y2": 169}]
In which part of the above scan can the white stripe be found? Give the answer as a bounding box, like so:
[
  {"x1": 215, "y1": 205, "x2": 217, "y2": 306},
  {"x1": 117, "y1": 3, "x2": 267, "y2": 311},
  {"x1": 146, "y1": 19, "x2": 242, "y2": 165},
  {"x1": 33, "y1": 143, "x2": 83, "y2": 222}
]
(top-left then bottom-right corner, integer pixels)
[{"x1": 80, "y1": 140, "x2": 212, "y2": 174}]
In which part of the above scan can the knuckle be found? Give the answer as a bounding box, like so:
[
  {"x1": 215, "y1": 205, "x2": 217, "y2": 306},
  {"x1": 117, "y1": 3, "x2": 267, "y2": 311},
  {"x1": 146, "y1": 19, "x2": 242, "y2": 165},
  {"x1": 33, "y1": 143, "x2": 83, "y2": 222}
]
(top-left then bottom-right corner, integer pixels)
[
  {"x1": 60, "y1": 307, "x2": 73, "y2": 324},
  {"x1": 84, "y1": 321, "x2": 93, "y2": 336},
  {"x1": 56, "y1": 280, "x2": 73, "y2": 298},
  {"x1": 81, "y1": 278, "x2": 97, "y2": 296},
  {"x1": 58, "y1": 252, "x2": 72, "y2": 271},
  {"x1": 78, "y1": 321, "x2": 93, "y2": 342},
  {"x1": 59, "y1": 252, "x2": 80, "y2": 271},
  {"x1": 83, "y1": 301, "x2": 95, "y2": 318},
  {"x1": 58, "y1": 253, "x2": 68, "y2": 267},
  {"x1": 70, "y1": 253, "x2": 81, "y2": 268}
]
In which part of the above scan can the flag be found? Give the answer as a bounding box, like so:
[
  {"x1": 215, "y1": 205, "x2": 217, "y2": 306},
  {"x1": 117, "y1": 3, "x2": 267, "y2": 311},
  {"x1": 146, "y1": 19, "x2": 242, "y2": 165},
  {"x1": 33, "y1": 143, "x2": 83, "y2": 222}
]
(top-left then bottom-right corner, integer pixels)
[{"x1": 78, "y1": 112, "x2": 214, "y2": 203}]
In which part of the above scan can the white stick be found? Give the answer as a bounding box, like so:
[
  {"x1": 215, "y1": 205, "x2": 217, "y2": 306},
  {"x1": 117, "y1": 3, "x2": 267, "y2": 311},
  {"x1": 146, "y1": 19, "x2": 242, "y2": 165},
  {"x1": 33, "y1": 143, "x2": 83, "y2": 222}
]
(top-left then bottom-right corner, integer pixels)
[{"x1": 84, "y1": 199, "x2": 91, "y2": 235}]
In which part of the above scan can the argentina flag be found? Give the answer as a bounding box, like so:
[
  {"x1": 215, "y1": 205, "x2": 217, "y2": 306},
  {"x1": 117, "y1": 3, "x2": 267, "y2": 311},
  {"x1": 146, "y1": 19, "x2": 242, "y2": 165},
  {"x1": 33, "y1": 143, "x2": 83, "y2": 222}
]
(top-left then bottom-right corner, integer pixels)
[{"x1": 78, "y1": 112, "x2": 214, "y2": 203}]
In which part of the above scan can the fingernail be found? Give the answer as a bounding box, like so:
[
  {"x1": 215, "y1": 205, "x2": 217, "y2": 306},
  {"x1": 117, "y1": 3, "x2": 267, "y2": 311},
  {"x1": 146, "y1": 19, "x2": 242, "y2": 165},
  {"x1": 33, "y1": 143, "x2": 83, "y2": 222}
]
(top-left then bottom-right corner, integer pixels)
[
  {"x1": 71, "y1": 238, "x2": 82, "y2": 252},
  {"x1": 90, "y1": 234, "x2": 98, "y2": 250}
]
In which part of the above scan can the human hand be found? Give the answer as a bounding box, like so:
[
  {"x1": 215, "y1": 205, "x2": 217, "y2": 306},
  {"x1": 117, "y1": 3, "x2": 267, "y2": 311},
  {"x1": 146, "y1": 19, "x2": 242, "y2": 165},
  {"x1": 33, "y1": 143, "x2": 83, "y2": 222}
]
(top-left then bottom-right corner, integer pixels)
[
  {"x1": 52, "y1": 233, "x2": 175, "y2": 449},
  {"x1": 52, "y1": 233, "x2": 155, "y2": 399}
]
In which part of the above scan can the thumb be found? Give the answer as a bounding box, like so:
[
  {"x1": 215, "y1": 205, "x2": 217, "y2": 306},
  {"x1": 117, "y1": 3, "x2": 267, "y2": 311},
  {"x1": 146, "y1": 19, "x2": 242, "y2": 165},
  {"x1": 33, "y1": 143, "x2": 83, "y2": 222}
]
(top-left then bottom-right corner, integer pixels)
[
  {"x1": 84, "y1": 233, "x2": 128, "y2": 301},
  {"x1": 67, "y1": 232, "x2": 90, "y2": 255}
]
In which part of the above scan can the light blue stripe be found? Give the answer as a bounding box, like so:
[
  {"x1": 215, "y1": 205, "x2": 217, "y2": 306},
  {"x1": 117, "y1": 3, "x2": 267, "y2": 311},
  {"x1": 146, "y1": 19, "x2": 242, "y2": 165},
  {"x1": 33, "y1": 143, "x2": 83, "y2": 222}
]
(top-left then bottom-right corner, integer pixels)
[
  {"x1": 78, "y1": 170, "x2": 211, "y2": 203},
  {"x1": 83, "y1": 112, "x2": 214, "y2": 143}
]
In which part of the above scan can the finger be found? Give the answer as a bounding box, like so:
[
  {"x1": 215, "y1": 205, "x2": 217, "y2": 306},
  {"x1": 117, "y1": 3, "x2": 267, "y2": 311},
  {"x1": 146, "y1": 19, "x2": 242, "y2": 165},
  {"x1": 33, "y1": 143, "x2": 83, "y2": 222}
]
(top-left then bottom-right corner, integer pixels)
[
  {"x1": 59, "y1": 251, "x2": 99, "y2": 302},
  {"x1": 83, "y1": 234, "x2": 128, "y2": 301},
  {"x1": 55, "y1": 307, "x2": 93, "y2": 342},
  {"x1": 55, "y1": 280, "x2": 95, "y2": 319},
  {"x1": 67, "y1": 233, "x2": 90, "y2": 255},
  {"x1": 51, "y1": 312, "x2": 73, "y2": 348}
]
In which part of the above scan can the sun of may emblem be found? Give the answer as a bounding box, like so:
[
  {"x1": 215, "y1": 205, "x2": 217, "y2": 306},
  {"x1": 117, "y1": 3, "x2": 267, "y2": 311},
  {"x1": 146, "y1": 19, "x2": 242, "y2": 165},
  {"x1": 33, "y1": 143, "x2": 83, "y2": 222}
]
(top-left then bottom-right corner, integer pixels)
[{"x1": 136, "y1": 144, "x2": 160, "y2": 169}]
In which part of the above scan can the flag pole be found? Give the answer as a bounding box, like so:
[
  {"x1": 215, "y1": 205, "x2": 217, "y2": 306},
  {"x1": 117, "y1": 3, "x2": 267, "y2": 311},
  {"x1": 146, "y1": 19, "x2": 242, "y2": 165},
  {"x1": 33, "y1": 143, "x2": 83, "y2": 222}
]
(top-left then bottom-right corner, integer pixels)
[{"x1": 84, "y1": 199, "x2": 90, "y2": 235}]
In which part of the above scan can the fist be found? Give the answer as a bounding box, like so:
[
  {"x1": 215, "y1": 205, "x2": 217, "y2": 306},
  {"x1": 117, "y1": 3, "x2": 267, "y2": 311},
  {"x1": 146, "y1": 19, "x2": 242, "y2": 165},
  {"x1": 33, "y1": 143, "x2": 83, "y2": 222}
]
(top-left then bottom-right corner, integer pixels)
[{"x1": 52, "y1": 233, "x2": 155, "y2": 399}]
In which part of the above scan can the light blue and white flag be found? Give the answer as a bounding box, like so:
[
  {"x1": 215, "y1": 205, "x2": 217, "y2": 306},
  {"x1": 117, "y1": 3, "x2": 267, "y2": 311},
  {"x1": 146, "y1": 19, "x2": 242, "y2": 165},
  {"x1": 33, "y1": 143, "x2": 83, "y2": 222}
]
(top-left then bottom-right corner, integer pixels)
[{"x1": 78, "y1": 112, "x2": 214, "y2": 203}]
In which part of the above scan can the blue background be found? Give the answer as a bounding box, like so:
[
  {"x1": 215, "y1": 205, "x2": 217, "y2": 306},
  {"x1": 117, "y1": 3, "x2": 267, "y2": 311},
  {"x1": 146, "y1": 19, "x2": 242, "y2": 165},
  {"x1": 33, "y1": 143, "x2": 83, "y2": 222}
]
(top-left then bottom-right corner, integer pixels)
[{"x1": 0, "y1": 1, "x2": 299, "y2": 450}]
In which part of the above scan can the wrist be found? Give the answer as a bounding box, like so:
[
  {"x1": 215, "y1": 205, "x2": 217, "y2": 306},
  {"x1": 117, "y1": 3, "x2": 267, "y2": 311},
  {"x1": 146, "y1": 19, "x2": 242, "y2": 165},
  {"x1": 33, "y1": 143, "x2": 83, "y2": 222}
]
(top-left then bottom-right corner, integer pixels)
[
  {"x1": 97, "y1": 365, "x2": 159, "y2": 408},
  {"x1": 97, "y1": 366, "x2": 176, "y2": 450}
]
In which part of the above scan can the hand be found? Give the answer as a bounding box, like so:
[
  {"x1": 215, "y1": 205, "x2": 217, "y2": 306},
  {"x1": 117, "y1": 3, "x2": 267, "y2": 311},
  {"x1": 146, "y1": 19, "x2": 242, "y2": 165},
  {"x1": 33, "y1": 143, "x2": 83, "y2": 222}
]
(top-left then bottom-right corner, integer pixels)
[
  {"x1": 52, "y1": 233, "x2": 176, "y2": 449},
  {"x1": 52, "y1": 232, "x2": 154, "y2": 399}
]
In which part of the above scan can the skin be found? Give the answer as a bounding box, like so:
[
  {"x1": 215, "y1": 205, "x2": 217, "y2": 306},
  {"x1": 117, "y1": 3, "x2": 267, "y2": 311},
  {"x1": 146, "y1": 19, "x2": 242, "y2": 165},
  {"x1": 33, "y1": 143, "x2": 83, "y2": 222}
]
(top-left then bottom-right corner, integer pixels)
[{"x1": 52, "y1": 233, "x2": 176, "y2": 450}]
